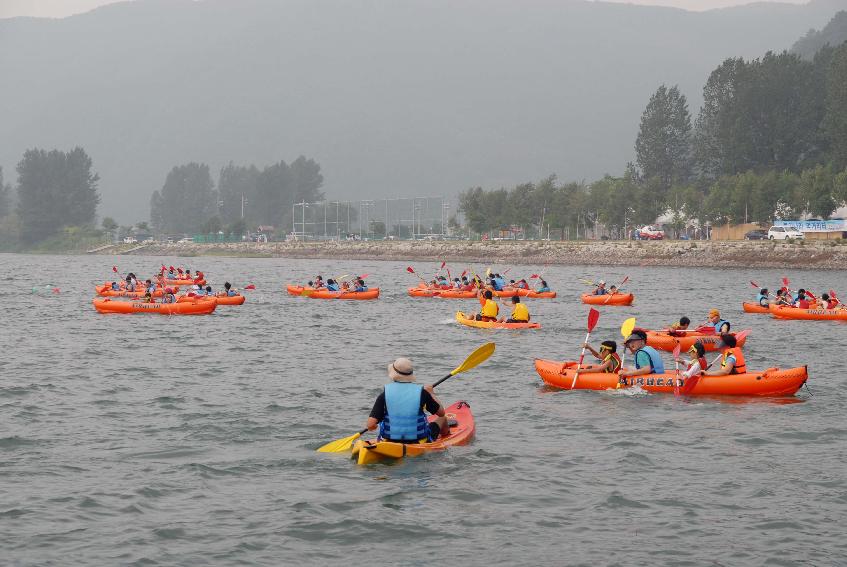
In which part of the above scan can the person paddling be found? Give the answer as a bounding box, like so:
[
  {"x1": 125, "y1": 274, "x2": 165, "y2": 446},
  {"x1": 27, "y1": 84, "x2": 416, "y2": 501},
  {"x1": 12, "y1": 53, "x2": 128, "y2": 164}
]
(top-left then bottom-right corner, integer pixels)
[
  {"x1": 500, "y1": 295, "x2": 530, "y2": 323},
  {"x1": 326, "y1": 279, "x2": 340, "y2": 292},
  {"x1": 703, "y1": 309, "x2": 730, "y2": 334},
  {"x1": 794, "y1": 291, "x2": 811, "y2": 309},
  {"x1": 223, "y1": 282, "x2": 238, "y2": 297},
  {"x1": 536, "y1": 279, "x2": 550, "y2": 293},
  {"x1": 363, "y1": 358, "x2": 450, "y2": 443},
  {"x1": 679, "y1": 342, "x2": 707, "y2": 379},
  {"x1": 705, "y1": 334, "x2": 746, "y2": 376},
  {"x1": 756, "y1": 288, "x2": 770, "y2": 307},
  {"x1": 473, "y1": 290, "x2": 499, "y2": 322},
  {"x1": 593, "y1": 280, "x2": 608, "y2": 296},
  {"x1": 669, "y1": 316, "x2": 690, "y2": 333},
  {"x1": 162, "y1": 287, "x2": 176, "y2": 303},
  {"x1": 821, "y1": 293, "x2": 839, "y2": 309},
  {"x1": 619, "y1": 330, "x2": 665, "y2": 379},
  {"x1": 354, "y1": 278, "x2": 368, "y2": 292},
  {"x1": 774, "y1": 289, "x2": 792, "y2": 306},
  {"x1": 582, "y1": 340, "x2": 622, "y2": 373}
]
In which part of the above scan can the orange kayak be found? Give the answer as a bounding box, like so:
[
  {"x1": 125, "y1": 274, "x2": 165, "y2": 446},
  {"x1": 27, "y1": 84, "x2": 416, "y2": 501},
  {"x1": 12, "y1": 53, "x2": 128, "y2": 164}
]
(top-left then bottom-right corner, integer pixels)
[
  {"x1": 351, "y1": 401, "x2": 474, "y2": 465},
  {"x1": 643, "y1": 329, "x2": 749, "y2": 352},
  {"x1": 92, "y1": 297, "x2": 217, "y2": 315},
  {"x1": 494, "y1": 288, "x2": 557, "y2": 299},
  {"x1": 769, "y1": 304, "x2": 847, "y2": 321},
  {"x1": 581, "y1": 293, "x2": 634, "y2": 306},
  {"x1": 742, "y1": 302, "x2": 770, "y2": 314},
  {"x1": 455, "y1": 311, "x2": 541, "y2": 329},
  {"x1": 407, "y1": 287, "x2": 477, "y2": 298},
  {"x1": 535, "y1": 359, "x2": 807, "y2": 396},
  {"x1": 286, "y1": 285, "x2": 380, "y2": 300},
  {"x1": 177, "y1": 294, "x2": 246, "y2": 305}
]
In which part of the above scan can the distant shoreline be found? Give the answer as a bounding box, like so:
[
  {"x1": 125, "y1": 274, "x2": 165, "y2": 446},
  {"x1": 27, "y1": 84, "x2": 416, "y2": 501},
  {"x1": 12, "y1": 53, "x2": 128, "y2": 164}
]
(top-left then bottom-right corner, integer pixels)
[{"x1": 84, "y1": 239, "x2": 847, "y2": 270}]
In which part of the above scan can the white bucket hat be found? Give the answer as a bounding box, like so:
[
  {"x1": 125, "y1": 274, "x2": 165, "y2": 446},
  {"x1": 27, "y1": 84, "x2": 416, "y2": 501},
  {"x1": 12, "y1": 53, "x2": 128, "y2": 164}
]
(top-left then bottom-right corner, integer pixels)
[{"x1": 387, "y1": 357, "x2": 416, "y2": 382}]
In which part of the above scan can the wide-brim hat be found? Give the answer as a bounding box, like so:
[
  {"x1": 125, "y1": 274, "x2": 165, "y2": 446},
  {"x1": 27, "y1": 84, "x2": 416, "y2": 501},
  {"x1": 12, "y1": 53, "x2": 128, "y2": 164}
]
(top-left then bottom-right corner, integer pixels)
[{"x1": 387, "y1": 357, "x2": 416, "y2": 382}]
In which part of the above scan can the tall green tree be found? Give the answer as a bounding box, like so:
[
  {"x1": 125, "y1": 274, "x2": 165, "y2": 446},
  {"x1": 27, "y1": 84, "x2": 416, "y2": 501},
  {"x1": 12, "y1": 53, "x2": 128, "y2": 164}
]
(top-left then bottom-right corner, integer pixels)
[
  {"x1": 823, "y1": 43, "x2": 847, "y2": 169},
  {"x1": 693, "y1": 58, "x2": 746, "y2": 178},
  {"x1": 635, "y1": 85, "x2": 692, "y2": 189},
  {"x1": 217, "y1": 163, "x2": 259, "y2": 226},
  {"x1": 0, "y1": 167, "x2": 10, "y2": 218},
  {"x1": 16, "y1": 147, "x2": 100, "y2": 243},
  {"x1": 157, "y1": 163, "x2": 216, "y2": 234}
]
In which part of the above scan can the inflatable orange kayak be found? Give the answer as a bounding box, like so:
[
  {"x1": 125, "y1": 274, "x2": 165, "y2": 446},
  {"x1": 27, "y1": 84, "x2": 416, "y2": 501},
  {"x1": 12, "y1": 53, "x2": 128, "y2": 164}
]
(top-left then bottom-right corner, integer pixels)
[
  {"x1": 643, "y1": 329, "x2": 749, "y2": 352},
  {"x1": 769, "y1": 304, "x2": 847, "y2": 321},
  {"x1": 581, "y1": 293, "x2": 634, "y2": 306},
  {"x1": 455, "y1": 311, "x2": 541, "y2": 329},
  {"x1": 177, "y1": 294, "x2": 246, "y2": 305},
  {"x1": 92, "y1": 298, "x2": 217, "y2": 315},
  {"x1": 494, "y1": 288, "x2": 557, "y2": 299},
  {"x1": 535, "y1": 359, "x2": 807, "y2": 396},
  {"x1": 286, "y1": 285, "x2": 380, "y2": 300},
  {"x1": 351, "y1": 401, "x2": 474, "y2": 465},
  {"x1": 742, "y1": 302, "x2": 770, "y2": 314},
  {"x1": 407, "y1": 287, "x2": 477, "y2": 298}
]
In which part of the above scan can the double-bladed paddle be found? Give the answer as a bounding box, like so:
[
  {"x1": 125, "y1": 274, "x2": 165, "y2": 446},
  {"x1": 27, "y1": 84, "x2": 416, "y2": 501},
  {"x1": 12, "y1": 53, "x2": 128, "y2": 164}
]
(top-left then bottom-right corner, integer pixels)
[
  {"x1": 570, "y1": 308, "x2": 600, "y2": 389},
  {"x1": 316, "y1": 342, "x2": 496, "y2": 453},
  {"x1": 673, "y1": 342, "x2": 681, "y2": 396}
]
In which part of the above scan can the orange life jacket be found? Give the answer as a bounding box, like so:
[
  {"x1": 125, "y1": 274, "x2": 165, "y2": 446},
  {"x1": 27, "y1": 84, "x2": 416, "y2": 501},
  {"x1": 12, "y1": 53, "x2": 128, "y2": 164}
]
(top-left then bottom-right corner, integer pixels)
[{"x1": 721, "y1": 347, "x2": 746, "y2": 374}]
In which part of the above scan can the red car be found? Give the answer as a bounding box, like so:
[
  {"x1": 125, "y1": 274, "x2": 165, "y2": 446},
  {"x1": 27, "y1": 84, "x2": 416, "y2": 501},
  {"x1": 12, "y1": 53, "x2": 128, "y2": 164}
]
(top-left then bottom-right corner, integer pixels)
[{"x1": 638, "y1": 225, "x2": 665, "y2": 240}]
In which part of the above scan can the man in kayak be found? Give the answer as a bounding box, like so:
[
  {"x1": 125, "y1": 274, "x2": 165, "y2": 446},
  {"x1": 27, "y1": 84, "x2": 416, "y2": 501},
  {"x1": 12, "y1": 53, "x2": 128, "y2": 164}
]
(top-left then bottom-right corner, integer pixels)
[
  {"x1": 582, "y1": 340, "x2": 621, "y2": 372},
  {"x1": 703, "y1": 309, "x2": 730, "y2": 333},
  {"x1": 619, "y1": 331, "x2": 665, "y2": 378},
  {"x1": 500, "y1": 295, "x2": 530, "y2": 323},
  {"x1": 593, "y1": 281, "x2": 608, "y2": 295},
  {"x1": 474, "y1": 290, "x2": 499, "y2": 322},
  {"x1": 364, "y1": 357, "x2": 450, "y2": 442},
  {"x1": 670, "y1": 316, "x2": 690, "y2": 332},
  {"x1": 705, "y1": 334, "x2": 746, "y2": 376}
]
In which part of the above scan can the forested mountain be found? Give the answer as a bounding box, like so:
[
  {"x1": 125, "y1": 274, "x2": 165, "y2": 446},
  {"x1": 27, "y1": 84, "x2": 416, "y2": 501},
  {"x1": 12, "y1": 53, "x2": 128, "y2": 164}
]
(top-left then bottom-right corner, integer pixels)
[
  {"x1": 793, "y1": 10, "x2": 847, "y2": 58},
  {"x1": 0, "y1": 0, "x2": 842, "y2": 221}
]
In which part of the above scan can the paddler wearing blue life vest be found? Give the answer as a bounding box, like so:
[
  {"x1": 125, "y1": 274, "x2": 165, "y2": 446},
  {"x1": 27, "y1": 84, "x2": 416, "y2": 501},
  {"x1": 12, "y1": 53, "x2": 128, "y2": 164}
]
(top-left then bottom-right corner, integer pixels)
[
  {"x1": 593, "y1": 280, "x2": 608, "y2": 295},
  {"x1": 364, "y1": 357, "x2": 450, "y2": 443},
  {"x1": 756, "y1": 288, "x2": 769, "y2": 307},
  {"x1": 618, "y1": 330, "x2": 665, "y2": 379},
  {"x1": 705, "y1": 309, "x2": 730, "y2": 334}
]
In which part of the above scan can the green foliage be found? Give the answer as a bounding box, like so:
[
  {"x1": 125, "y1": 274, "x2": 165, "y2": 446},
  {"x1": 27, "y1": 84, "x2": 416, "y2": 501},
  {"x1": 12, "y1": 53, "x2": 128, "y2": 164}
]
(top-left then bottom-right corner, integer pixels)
[
  {"x1": 226, "y1": 217, "x2": 247, "y2": 237},
  {"x1": 16, "y1": 147, "x2": 100, "y2": 244},
  {"x1": 218, "y1": 163, "x2": 259, "y2": 226},
  {"x1": 0, "y1": 167, "x2": 10, "y2": 218},
  {"x1": 824, "y1": 43, "x2": 847, "y2": 169},
  {"x1": 157, "y1": 163, "x2": 216, "y2": 234},
  {"x1": 635, "y1": 85, "x2": 692, "y2": 188},
  {"x1": 792, "y1": 11, "x2": 847, "y2": 60},
  {"x1": 101, "y1": 216, "x2": 118, "y2": 232}
]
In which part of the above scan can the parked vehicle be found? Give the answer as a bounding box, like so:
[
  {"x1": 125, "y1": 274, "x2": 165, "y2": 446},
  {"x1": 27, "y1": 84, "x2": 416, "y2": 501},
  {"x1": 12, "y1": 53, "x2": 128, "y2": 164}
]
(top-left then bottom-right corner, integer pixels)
[
  {"x1": 638, "y1": 225, "x2": 665, "y2": 240},
  {"x1": 744, "y1": 229, "x2": 768, "y2": 240},
  {"x1": 767, "y1": 226, "x2": 805, "y2": 240},
  {"x1": 122, "y1": 236, "x2": 137, "y2": 244}
]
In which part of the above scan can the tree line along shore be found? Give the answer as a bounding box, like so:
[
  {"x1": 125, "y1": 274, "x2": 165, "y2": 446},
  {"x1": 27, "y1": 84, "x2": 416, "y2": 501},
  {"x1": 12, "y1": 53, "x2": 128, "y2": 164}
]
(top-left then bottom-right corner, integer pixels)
[{"x1": 98, "y1": 239, "x2": 847, "y2": 270}]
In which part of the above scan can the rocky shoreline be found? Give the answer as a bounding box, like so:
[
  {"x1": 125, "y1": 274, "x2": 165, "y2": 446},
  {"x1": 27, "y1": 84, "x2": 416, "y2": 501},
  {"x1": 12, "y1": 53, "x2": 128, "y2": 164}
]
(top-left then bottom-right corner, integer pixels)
[{"x1": 101, "y1": 239, "x2": 847, "y2": 269}]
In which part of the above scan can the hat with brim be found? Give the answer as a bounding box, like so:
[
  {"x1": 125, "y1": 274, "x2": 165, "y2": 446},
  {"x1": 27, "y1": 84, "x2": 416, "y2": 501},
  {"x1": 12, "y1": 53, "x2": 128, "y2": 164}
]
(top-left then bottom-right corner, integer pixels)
[
  {"x1": 624, "y1": 334, "x2": 645, "y2": 344},
  {"x1": 387, "y1": 357, "x2": 416, "y2": 382}
]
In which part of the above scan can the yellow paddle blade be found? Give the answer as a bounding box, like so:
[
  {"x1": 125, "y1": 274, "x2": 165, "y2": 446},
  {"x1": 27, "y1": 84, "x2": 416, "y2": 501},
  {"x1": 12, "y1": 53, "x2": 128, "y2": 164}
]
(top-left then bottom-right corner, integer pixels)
[
  {"x1": 451, "y1": 342, "x2": 496, "y2": 376},
  {"x1": 620, "y1": 317, "x2": 636, "y2": 339},
  {"x1": 300, "y1": 289, "x2": 313, "y2": 297},
  {"x1": 485, "y1": 268, "x2": 491, "y2": 277},
  {"x1": 316, "y1": 430, "x2": 364, "y2": 453}
]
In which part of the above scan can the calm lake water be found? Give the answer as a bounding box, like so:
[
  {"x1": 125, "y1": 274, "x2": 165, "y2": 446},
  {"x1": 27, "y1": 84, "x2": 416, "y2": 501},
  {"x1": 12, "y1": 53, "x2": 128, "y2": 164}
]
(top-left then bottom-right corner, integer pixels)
[{"x1": 2, "y1": 253, "x2": 845, "y2": 566}]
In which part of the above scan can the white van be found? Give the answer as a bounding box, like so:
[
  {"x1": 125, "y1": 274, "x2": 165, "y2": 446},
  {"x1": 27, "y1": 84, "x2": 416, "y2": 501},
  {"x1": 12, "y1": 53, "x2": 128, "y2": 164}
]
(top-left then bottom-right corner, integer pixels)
[{"x1": 767, "y1": 226, "x2": 805, "y2": 240}]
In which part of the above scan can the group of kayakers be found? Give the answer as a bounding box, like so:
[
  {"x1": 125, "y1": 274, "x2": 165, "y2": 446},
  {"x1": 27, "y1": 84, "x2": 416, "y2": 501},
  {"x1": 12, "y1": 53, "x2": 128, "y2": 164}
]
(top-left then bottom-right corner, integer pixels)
[
  {"x1": 755, "y1": 285, "x2": 842, "y2": 309},
  {"x1": 102, "y1": 268, "x2": 240, "y2": 305},
  {"x1": 590, "y1": 280, "x2": 621, "y2": 296},
  {"x1": 414, "y1": 269, "x2": 551, "y2": 295},
  {"x1": 469, "y1": 290, "x2": 531, "y2": 323},
  {"x1": 306, "y1": 275, "x2": 369, "y2": 292}
]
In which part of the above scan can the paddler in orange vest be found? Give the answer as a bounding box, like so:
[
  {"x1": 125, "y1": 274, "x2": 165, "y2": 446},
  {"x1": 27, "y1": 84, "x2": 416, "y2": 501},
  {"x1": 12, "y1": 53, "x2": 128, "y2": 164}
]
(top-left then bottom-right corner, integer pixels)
[
  {"x1": 705, "y1": 334, "x2": 746, "y2": 376},
  {"x1": 472, "y1": 290, "x2": 499, "y2": 322},
  {"x1": 582, "y1": 340, "x2": 622, "y2": 373},
  {"x1": 499, "y1": 295, "x2": 530, "y2": 323}
]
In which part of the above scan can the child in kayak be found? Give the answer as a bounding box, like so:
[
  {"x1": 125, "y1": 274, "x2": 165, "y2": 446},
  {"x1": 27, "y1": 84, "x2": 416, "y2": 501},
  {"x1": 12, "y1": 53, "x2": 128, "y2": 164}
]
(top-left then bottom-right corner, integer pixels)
[
  {"x1": 669, "y1": 316, "x2": 690, "y2": 333},
  {"x1": 774, "y1": 289, "x2": 792, "y2": 306},
  {"x1": 756, "y1": 288, "x2": 770, "y2": 307},
  {"x1": 582, "y1": 340, "x2": 622, "y2": 373},
  {"x1": 536, "y1": 279, "x2": 551, "y2": 293},
  {"x1": 364, "y1": 357, "x2": 449, "y2": 443},
  {"x1": 354, "y1": 278, "x2": 368, "y2": 292},
  {"x1": 223, "y1": 282, "x2": 238, "y2": 297},
  {"x1": 820, "y1": 293, "x2": 839, "y2": 309},
  {"x1": 162, "y1": 288, "x2": 176, "y2": 303},
  {"x1": 705, "y1": 334, "x2": 746, "y2": 376},
  {"x1": 500, "y1": 295, "x2": 530, "y2": 323},
  {"x1": 473, "y1": 290, "x2": 499, "y2": 322},
  {"x1": 794, "y1": 292, "x2": 811, "y2": 309},
  {"x1": 679, "y1": 342, "x2": 707, "y2": 379},
  {"x1": 326, "y1": 279, "x2": 340, "y2": 292}
]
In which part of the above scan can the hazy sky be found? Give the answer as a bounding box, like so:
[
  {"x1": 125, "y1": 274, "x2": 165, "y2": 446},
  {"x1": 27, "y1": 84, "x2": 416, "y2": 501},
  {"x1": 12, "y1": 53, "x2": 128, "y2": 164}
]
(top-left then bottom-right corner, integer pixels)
[{"x1": 0, "y1": 0, "x2": 811, "y2": 19}]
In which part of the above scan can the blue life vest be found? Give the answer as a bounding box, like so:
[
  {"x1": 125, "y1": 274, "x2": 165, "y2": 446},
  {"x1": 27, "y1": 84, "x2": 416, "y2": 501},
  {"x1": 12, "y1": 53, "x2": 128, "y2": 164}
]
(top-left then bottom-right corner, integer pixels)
[
  {"x1": 711, "y1": 319, "x2": 731, "y2": 333},
  {"x1": 635, "y1": 346, "x2": 665, "y2": 373},
  {"x1": 227, "y1": 290, "x2": 237, "y2": 297},
  {"x1": 757, "y1": 293, "x2": 768, "y2": 307},
  {"x1": 537, "y1": 286, "x2": 550, "y2": 293},
  {"x1": 195, "y1": 289, "x2": 206, "y2": 296},
  {"x1": 355, "y1": 285, "x2": 367, "y2": 292},
  {"x1": 493, "y1": 277, "x2": 505, "y2": 290},
  {"x1": 163, "y1": 294, "x2": 175, "y2": 304},
  {"x1": 147, "y1": 285, "x2": 156, "y2": 294},
  {"x1": 594, "y1": 288, "x2": 608, "y2": 295},
  {"x1": 111, "y1": 282, "x2": 120, "y2": 291},
  {"x1": 379, "y1": 382, "x2": 429, "y2": 441},
  {"x1": 327, "y1": 283, "x2": 339, "y2": 291}
]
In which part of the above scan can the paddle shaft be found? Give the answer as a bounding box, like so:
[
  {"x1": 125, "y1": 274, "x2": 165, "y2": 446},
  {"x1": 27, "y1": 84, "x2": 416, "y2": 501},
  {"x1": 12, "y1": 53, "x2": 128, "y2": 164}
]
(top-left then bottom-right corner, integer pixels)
[{"x1": 570, "y1": 331, "x2": 593, "y2": 389}]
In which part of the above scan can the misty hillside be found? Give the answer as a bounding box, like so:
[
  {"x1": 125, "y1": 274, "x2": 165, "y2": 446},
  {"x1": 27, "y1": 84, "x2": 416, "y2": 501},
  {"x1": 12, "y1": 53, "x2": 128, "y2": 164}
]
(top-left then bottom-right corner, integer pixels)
[
  {"x1": 792, "y1": 9, "x2": 847, "y2": 58},
  {"x1": 0, "y1": 0, "x2": 843, "y2": 222}
]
